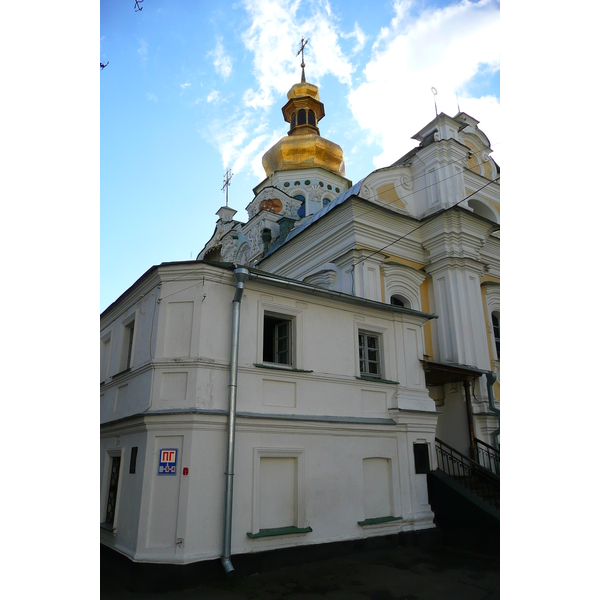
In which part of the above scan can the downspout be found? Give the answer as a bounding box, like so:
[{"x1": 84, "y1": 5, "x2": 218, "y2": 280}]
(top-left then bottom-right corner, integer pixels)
[
  {"x1": 463, "y1": 379, "x2": 477, "y2": 462},
  {"x1": 221, "y1": 267, "x2": 249, "y2": 575},
  {"x1": 485, "y1": 371, "x2": 500, "y2": 452}
]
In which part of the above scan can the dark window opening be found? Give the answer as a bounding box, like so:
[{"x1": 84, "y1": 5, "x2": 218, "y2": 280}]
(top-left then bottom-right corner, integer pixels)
[
  {"x1": 298, "y1": 109, "x2": 306, "y2": 125},
  {"x1": 308, "y1": 110, "x2": 316, "y2": 126},
  {"x1": 390, "y1": 295, "x2": 405, "y2": 308},
  {"x1": 323, "y1": 198, "x2": 331, "y2": 207},
  {"x1": 492, "y1": 312, "x2": 500, "y2": 358},
  {"x1": 291, "y1": 113, "x2": 296, "y2": 129},
  {"x1": 126, "y1": 324, "x2": 135, "y2": 369},
  {"x1": 105, "y1": 456, "x2": 121, "y2": 525},
  {"x1": 263, "y1": 315, "x2": 292, "y2": 365},
  {"x1": 413, "y1": 444, "x2": 430, "y2": 474},
  {"x1": 129, "y1": 447, "x2": 138, "y2": 474}
]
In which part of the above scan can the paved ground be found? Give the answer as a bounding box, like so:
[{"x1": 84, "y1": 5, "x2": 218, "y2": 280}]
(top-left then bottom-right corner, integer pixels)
[{"x1": 101, "y1": 545, "x2": 500, "y2": 599}]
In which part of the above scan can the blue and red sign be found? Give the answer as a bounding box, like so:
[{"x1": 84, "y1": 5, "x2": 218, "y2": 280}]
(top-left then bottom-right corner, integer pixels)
[{"x1": 158, "y1": 448, "x2": 178, "y2": 475}]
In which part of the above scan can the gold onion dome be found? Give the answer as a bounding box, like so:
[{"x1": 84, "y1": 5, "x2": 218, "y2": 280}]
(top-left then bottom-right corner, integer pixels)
[{"x1": 262, "y1": 78, "x2": 346, "y2": 178}]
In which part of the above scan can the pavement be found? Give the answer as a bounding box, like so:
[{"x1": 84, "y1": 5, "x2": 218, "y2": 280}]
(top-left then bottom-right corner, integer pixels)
[{"x1": 100, "y1": 545, "x2": 500, "y2": 600}]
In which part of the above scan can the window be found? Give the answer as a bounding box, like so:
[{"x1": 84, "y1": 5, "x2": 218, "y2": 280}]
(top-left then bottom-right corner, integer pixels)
[
  {"x1": 119, "y1": 316, "x2": 136, "y2": 372},
  {"x1": 358, "y1": 331, "x2": 381, "y2": 378},
  {"x1": 263, "y1": 314, "x2": 292, "y2": 365},
  {"x1": 413, "y1": 443, "x2": 430, "y2": 474},
  {"x1": 294, "y1": 194, "x2": 305, "y2": 218},
  {"x1": 492, "y1": 311, "x2": 500, "y2": 358},
  {"x1": 100, "y1": 332, "x2": 112, "y2": 381},
  {"x1": 104, "y1": 455, "x2": 121, "y2": 526},
  {"x1": 322, "y1": 197, "x2": 331, "y2": 207},
  {"x1": 390, "y1": 295, "x2": 406, "y2": 308}
]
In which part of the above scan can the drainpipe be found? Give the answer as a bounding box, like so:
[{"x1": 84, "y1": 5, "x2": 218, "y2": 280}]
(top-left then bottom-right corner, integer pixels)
[
  {"x1": 485, "y1": 371, "x2": 500, "y2": 452},
  {"x1": 221, "y1": 267, "x2": 249, "y2": 575}
]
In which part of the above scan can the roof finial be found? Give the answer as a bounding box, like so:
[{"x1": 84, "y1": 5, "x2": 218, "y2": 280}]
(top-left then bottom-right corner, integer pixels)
[
  {"x1": 297, "y1": 36, "x2": 309, "y2": 83},
  {"x1": 431, "y1": 86, "x2": 438, "y2": 117},
  {"x1": 222, "y1": 167, "x2": 233, "y2": 207}
]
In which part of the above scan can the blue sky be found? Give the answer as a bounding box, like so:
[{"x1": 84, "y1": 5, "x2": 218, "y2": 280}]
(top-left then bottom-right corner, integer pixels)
[{"x1": 100, "y1": 0, "x2": 500, "y2": 311}]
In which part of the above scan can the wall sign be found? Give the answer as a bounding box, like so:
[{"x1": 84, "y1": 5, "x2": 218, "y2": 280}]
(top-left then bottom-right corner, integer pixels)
[{"x1": 158, "y1": 448, "x2": 178, "y2": 475}]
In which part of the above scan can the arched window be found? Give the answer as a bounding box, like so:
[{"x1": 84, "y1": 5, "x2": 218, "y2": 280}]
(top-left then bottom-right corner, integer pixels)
[
  {"x1": 308, "y1": 109, "x2": 316, "y2": 126},
  {"x1": 298, "y1": 109, "x2": 306, "y2": 125},
  {"x1": 294, "y1": 194, "x2": 305, "y2": 218},
  {"x1": 322, "y1": 197, "x2": 331, "y2": 207},
  {"x1": 491, "y1": 311, "x2": 500, "y2": 358},
  {"x1": 390, "y1": 295, "x2": 409, "y2": 308}
]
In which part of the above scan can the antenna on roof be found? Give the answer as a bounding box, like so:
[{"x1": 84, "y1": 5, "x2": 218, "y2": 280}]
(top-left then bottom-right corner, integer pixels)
[
  {"x1": 431, "y1": 87, "x2": 438, "y2": 117},
  {"x1": 456, "y1": 92, "x2": 461, "y2": 114}
]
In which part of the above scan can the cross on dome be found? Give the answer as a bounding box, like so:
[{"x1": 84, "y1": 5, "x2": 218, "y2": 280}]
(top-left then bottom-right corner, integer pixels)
[{"x1": 297, "y1": 36, "x2": 309, "y2": 83}]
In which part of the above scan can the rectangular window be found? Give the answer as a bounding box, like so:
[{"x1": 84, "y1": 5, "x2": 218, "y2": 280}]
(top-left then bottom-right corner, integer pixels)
[
  {"x1": 100, "y1": 333, "x2": 112, "y2": 381},
  {"x1": 263, "y1": 314, "x2": 292, "y2": 365},
  {"x1": 358, "y1": 332, "x2": 381, "y2": 378},
  {"x1": 413, "y1": 443, "x2": 430, "y2": 474},
  {"x1": 119, "y1": 317, "x2": 136, "y2": 372},
  {"x1": 105, "y1": 456, "x2": 121, "y2": 525}
]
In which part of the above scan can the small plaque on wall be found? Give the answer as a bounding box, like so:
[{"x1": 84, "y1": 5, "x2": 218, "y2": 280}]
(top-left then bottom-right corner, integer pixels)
[{"x1": 158, "y1": 448, "x2": 178, "y2": 475}]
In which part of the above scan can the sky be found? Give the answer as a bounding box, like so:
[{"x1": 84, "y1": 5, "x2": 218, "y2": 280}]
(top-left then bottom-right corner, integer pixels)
[
  {"x1": 100, "y1": 0, "x2": 500, "y2": 312},
  {"x1": 5, "y1": 2, "x2": 600, "y2": 594}
]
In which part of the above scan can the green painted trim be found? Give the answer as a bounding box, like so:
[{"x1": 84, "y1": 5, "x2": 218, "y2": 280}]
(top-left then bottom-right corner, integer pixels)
[
  {"x1": 356, "y1": 376, "x2": 399, "y2": 385},
  {"x1": 357, "y1": 516, "x2": 403, "y2": 527},
  {"x1": 247, "y1": 526, "x2": 313, "y2": 539},
  {"x1": 254, "y1": 363, "x2": 313, "y2": 373}
]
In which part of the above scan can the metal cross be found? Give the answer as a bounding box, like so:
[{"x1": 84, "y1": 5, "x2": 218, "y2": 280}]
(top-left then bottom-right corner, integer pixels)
[
  {"x1": 297, "y1": 36, "x2": 309, "y2": 82},
  {"x1": 222, "y1": 168, "x2": 233, "y2": 207}
]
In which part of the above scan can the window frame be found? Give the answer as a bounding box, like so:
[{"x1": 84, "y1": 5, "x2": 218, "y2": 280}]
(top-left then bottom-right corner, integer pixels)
[
  {"x1": 249, "y1": 447, "x2": 307, "y2": 537},
  {"x1": 263, "y1": 313, "x2": 293, "y2": 366},
  {"x1": 101, "y1": 447, "x2": 125, "y2": 532},
  {"x1": 257, "y1": 302, "x2": 304, "y2": 370},
  {"x1": 118, "y1": 313, "x2": 137, "y2": 373},
  {"x1": 358, "y1": 331, "x2": 382, "y2": 379},
  {"x1": 100, "y1": 331, "x2": 112, "y2": 382}
]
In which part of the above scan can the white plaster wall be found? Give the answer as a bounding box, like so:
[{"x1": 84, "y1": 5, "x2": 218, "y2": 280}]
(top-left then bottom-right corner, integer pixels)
[{"x1": 105, "y1": 416, "x2": 436, "y2": 563}]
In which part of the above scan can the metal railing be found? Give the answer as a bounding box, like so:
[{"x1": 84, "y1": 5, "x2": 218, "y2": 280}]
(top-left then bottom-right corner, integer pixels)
[
  {"x1": 474, "y1": 437, "x2": 500, "y2": 475},
  {"x1": 435, "y1": 438, "x2": 500, "y2": 510}
]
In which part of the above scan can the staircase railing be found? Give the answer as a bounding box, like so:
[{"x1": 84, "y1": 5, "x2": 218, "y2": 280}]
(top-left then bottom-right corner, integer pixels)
[
  {"x1": 435, "y1": 438, "x2": 500, "y2": 510},
  {"x1": 474, "y1": 437, "x2": 500, "y2": 475}
]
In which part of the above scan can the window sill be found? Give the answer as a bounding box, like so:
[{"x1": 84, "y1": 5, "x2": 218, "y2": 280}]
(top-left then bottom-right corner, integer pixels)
[
  {"x1": 111, "y1": 368, "x2": 131, "y2": 379},
  {"x1": 356, "y1": 376, "x2": 399, "y2": 385},
  {"x1": 247, "y1": 526, "x2": 313, "y2": 539},
  {"x1": 254, "y1": 363, "x2": 313, "y2": 373},
  {"x1": 357, "y1": 516, "x2": 403, "y2": 527},
  {"x1": 100, "y1": 522, "x2": 116, "y2": 533}
]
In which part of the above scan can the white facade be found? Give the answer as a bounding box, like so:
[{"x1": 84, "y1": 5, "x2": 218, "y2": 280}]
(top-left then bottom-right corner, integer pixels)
[
  {"x1": 101, "y1": 262, "x2": 439, "y2": 564},
  {"x1": 101, "y1": 77, "x2": 500, "y2": 565}
]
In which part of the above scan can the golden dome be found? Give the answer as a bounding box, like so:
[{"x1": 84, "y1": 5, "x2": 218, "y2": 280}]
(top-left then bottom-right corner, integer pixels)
[
  {"x1": 262, "y1": 131, "x2": 345, "y2": 177},
  {"x1": 261, "y1": 79, "x2": 345, "y2": 178}
]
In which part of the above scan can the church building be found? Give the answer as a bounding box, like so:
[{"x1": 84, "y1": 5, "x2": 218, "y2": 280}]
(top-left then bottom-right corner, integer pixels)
[{"x1": 101, "y1": 60, "x2": 500, "y2": 572}]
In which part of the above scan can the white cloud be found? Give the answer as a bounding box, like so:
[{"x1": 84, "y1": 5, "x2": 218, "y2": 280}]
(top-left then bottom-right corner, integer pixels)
[
  {"x1": 340, "y1": 22, "x2": 367, "y2": 54},
  {"x1": 210, "y1": 38, "x2": 233, "y2": 80},
  {"x1": 206, "y1": 90, "x2": 220, "y2": 103},
  {"x1": 240, "y1": 0, "x2": 356, "y2": 109},
  {"x1": 180, "y1": 82, "x2": 191, "y2": 91},
  {"x1": 348, "y1": 0, "x2": 501, "y2": 167},
  {"x1": 146, "y1": 93, "x2": 157, "y2": 102}
]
